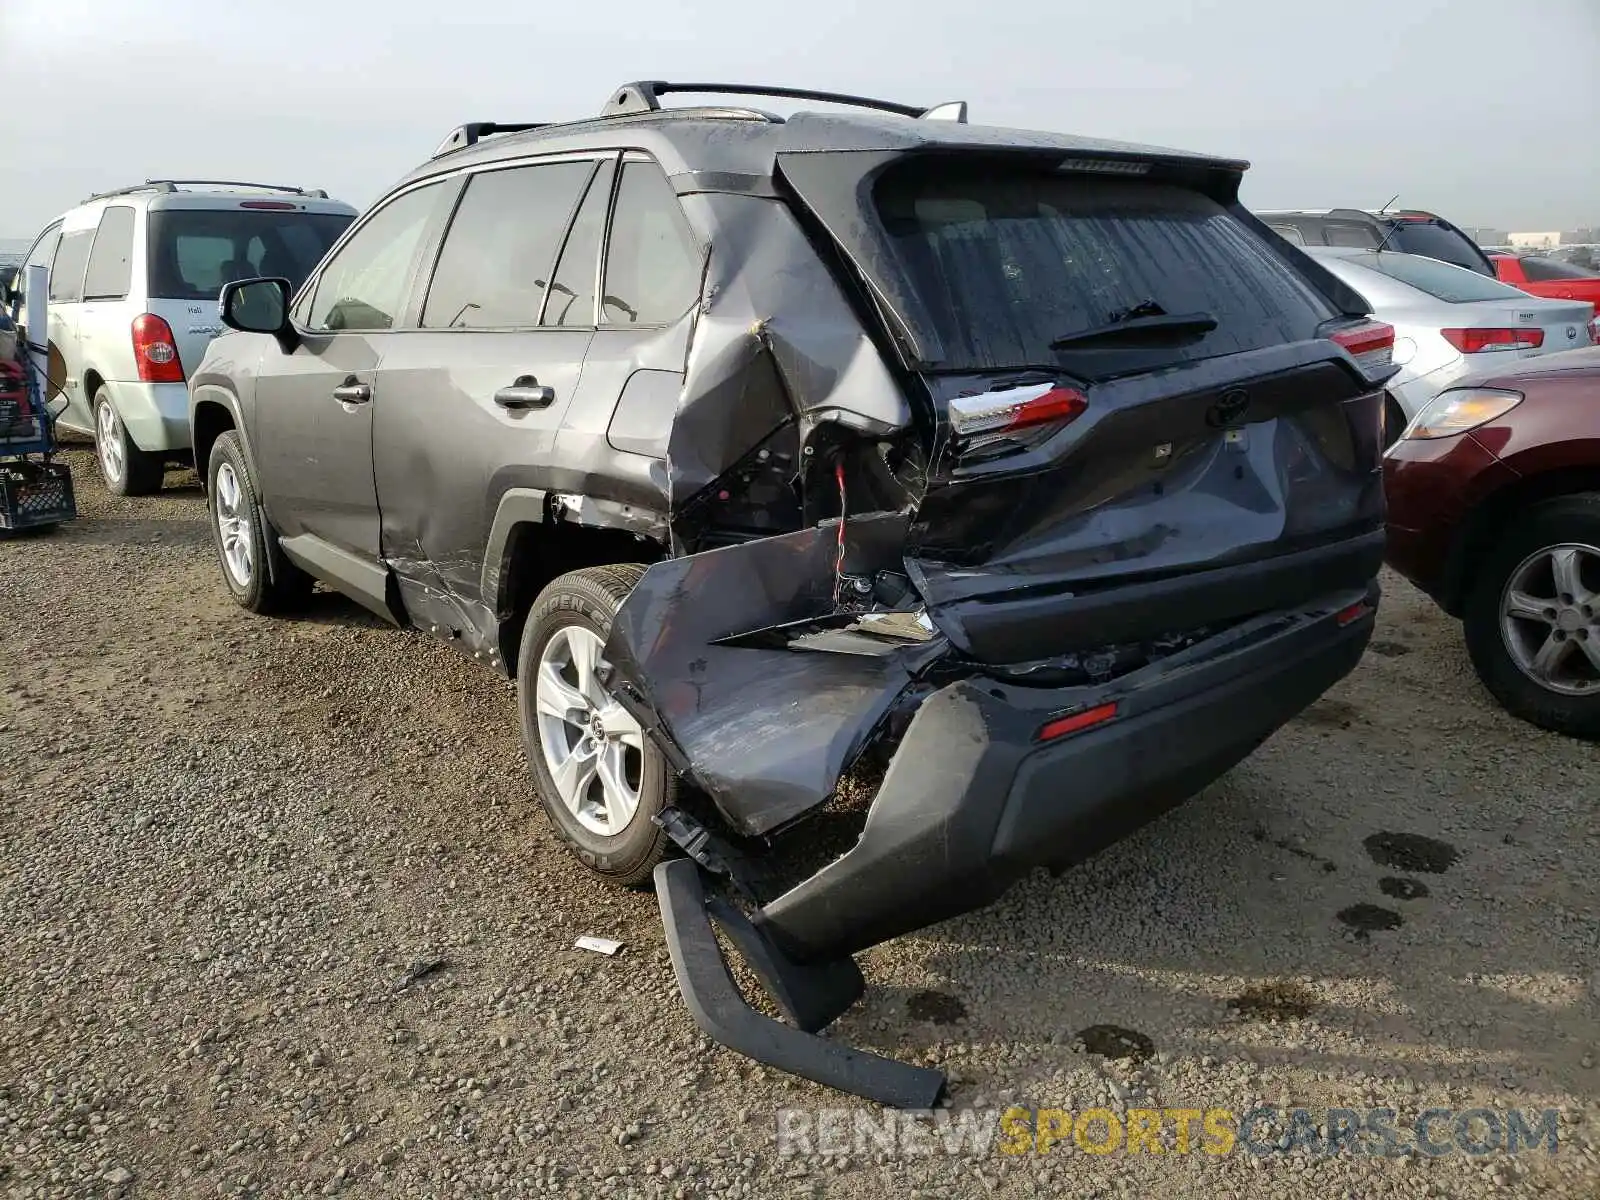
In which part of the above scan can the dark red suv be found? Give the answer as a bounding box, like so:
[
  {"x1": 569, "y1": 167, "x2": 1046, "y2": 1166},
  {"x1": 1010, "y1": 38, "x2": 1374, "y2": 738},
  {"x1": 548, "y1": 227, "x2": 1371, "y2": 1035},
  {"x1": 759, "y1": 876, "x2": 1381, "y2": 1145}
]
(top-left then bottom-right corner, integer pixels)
[{"x1": 1385, "y1": 346, "x2": 1600, "y2": 737}]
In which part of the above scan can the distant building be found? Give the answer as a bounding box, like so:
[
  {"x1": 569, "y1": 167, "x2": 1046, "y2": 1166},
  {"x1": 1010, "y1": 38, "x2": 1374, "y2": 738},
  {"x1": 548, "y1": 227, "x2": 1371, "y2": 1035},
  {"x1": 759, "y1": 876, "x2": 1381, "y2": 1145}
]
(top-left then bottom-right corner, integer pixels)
[
  {"x1": 1466, "y1": 228, "x2": 1509, "y2": 246},
  {"x1": 1509, "y1": 231, "x2": 1563, "y2": 250}
]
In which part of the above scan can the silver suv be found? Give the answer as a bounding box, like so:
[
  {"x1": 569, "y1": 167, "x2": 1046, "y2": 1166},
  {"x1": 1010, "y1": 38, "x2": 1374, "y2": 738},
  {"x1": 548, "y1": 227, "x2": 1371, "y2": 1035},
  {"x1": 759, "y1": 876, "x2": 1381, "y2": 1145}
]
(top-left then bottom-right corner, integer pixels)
[{"x1": 9, "y1": 181, "x2": 355, "y2": 494}]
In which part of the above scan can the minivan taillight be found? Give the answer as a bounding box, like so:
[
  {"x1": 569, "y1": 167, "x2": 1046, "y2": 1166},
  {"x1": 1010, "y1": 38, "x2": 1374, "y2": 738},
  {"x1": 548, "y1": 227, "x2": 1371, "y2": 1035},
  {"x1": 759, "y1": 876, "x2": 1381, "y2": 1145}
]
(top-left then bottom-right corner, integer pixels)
[
  {"x1": 1440, "y1": 327, "x2": 1544, "y2": 354},
  {"x1": 1328, "y1": 320, "x2": 1395, "y2": 373},
  {"x1": 132, "y1": 315, "x2": 184, "y2": 383}
]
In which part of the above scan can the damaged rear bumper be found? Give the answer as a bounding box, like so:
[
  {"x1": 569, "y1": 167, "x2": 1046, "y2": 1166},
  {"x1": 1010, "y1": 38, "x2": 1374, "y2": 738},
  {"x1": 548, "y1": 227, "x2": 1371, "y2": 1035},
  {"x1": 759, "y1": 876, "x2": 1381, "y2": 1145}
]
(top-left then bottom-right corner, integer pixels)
[{"x1": 754, "y1": 583, "x2": 1378, "y2": 963}]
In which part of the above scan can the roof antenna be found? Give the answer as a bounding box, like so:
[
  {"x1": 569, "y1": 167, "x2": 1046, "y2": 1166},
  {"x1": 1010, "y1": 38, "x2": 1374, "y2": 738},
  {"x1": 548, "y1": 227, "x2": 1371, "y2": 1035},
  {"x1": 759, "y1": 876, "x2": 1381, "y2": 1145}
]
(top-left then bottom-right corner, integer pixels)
[{"x1": 1371, "y1": 195, "x2": 1406, "y2": 255}]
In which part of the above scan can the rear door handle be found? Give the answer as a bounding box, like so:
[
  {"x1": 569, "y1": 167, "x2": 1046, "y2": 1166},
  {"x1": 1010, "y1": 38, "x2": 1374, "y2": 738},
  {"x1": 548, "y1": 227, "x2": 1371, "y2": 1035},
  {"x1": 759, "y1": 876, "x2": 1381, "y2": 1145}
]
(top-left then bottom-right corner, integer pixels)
[
  {"x1": 494, "y1": 375, "x2": 556, "y2": 410},
  {"x1": 332, "y1": 378, "x2": 371, "y2": 405}
]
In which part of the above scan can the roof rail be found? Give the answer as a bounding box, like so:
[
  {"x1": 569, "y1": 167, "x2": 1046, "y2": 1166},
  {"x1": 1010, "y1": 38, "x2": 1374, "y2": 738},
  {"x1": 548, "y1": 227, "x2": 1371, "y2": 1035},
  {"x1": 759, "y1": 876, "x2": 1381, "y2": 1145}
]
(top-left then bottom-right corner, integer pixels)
[
  {"x1": 82, "y1": 181, "x2": 177, "y2": 203},
  {"x1": 82, "y1": 179, "x2": 328, "y2": 203},
  {"x1": 600, "y1": 81, "x2": 967, "y2": 123},
  {"x1": 433, "y1": 122, "x2": 555, "y2": 158},
  {"x1": 146, "y1": 179, "x2": 329, "y2": 198}
]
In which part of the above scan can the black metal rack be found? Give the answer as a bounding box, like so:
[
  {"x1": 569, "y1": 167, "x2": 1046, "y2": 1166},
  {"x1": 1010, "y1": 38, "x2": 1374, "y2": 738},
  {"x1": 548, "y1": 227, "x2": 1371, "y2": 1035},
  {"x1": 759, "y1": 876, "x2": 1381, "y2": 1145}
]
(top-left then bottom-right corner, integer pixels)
[{"x1": 432, "y1": 79, "x2": 969, "y2": 158}]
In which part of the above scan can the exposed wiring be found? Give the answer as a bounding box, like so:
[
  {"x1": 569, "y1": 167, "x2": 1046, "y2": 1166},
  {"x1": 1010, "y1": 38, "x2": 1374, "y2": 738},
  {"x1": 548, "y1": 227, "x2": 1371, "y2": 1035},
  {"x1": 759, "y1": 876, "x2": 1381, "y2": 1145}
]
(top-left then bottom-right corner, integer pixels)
[{"x1": 838, "y1": 464, "x2": 851, "y2": 611}]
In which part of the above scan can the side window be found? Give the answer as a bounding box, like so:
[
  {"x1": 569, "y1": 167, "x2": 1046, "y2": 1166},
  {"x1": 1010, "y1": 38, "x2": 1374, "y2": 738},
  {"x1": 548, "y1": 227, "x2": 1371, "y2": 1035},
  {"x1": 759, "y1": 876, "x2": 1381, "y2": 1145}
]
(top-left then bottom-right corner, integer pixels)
[
  {"x1": 1324, "y1": 222, "x2": 1378, "y2": 248},
  {"x1": 544, "y1": 161, "x2": 616, "y2": 328},
  {"x1": 602, "y1": 161, "x2": 703, "y2": 326},
  {"x1": 82, "y1": 206, "x2": 137, "y2": 301},
  {"x1": 421, "y1": 161, "x2": 594, "y2": 329},
  {"x1": 1266, "y1": 223, "x2": 1305, "y2": 246},
  {"x1": 305, "y1": 183, "x2": 445, "y2": 332},
  {"x1": 48, "y1": 230, "x2": 95, "y2": 303},
  {"x1": 16, "y1": 224, "x2": 62, "y2": 303}
]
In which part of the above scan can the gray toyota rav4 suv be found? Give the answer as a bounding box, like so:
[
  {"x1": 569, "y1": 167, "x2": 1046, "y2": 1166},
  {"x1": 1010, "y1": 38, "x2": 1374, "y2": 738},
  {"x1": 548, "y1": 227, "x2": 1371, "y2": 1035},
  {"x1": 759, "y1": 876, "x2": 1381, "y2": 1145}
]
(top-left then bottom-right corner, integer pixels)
[{"x1": 191, "y1": 80, "x2": 1394, "y2": 1104}]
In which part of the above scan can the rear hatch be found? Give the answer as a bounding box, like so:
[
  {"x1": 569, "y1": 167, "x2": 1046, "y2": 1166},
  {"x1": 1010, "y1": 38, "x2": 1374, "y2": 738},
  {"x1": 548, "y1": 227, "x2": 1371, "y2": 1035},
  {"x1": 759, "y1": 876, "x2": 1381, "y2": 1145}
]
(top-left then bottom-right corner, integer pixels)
[
  {"x1": 780, "y1": 146, "x2": 1392, "y2": 664},
  {"x1": 1383, "y1": 214, "x2": 1496, "y2": 276},
  {"x1": 144, "y1": 197, "x2": 354, "y2": 378}
]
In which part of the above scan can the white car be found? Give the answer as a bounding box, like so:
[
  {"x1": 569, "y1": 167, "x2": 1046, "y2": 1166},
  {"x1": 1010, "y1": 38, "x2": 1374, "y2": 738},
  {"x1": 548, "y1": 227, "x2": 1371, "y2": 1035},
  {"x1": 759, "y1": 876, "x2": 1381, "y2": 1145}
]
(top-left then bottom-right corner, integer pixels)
[
  {"x1": 8, "y1": 181, "x2": 355, "y2": 494},
  {"x1": 1301, "y1": 246, "x2": 1594, "y2": 443}
]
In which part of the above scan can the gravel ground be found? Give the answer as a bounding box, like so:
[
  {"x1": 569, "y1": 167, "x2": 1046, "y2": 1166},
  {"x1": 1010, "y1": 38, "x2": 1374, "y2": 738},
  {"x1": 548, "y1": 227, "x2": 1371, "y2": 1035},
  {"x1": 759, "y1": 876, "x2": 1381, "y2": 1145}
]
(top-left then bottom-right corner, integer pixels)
[{"x1": 2, "y1": 448, "x2": 1598, "y2": 1199}]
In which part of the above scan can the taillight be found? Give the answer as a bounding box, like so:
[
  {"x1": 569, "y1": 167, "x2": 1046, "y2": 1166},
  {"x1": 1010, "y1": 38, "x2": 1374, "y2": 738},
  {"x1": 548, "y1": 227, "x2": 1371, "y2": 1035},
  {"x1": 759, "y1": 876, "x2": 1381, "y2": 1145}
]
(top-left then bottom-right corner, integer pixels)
[
  {"x1": 239, "y1": 200, "x2": 298, "y2": 210},
  {"x1": 1440, "y1": 327, "x2": 1544, "y2": 354},
  {"x1": 1329, "y1": 320, "x2": 1396, "y2": 373},
  {"x1": 132, "y1": 314, "x2": 184, "y2": 383},
  {"x1": 948, "y1": 383, "x2": 1088, "y2": 454}
]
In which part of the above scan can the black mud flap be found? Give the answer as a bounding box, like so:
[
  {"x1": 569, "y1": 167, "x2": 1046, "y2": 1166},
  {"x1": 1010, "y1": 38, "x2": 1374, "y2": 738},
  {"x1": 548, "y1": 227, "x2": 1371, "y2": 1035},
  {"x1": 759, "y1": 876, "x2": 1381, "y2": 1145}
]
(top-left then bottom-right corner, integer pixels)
[{"x1": 654, "y1": 858, "x2": 947, "y2": 1109}]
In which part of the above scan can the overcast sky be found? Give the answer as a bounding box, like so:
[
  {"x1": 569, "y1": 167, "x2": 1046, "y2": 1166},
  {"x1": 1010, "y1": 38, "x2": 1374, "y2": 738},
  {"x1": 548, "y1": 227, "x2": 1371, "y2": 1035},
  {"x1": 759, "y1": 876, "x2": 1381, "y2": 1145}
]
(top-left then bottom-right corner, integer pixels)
[{"x1": 1, "y1": 0, "x2": 1596, "y2": 240}]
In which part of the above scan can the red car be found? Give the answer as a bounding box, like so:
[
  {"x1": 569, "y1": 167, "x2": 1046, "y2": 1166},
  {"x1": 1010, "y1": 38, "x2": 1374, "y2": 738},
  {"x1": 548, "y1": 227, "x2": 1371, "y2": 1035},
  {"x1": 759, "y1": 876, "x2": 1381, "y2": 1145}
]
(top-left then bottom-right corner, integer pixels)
[
  {"x1": 1491, "y1": 252, "x2": 1600, "y2": 311},
  {"x1": 1384, "y1": 346, "x2": 1600, "y2": 738}
]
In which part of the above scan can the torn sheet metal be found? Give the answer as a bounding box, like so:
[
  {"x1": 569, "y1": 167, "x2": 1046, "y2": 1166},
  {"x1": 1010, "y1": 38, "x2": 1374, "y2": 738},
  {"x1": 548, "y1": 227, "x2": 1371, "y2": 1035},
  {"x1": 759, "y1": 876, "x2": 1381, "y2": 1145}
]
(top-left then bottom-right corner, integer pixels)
[{"x1": 603, "y1": 512, "x2": 947, "y2": 837}]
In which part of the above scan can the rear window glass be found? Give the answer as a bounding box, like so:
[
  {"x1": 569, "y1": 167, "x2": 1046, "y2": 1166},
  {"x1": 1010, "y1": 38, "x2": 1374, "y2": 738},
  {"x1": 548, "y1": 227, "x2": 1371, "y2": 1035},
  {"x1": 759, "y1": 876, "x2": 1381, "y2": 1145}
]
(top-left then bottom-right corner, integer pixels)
[
  {"x1": 1347, "y1": 252, "x2": 1523, "y2": 303},
  {"x1": 1386, "y1": 222, "x2": 1488, "y2": 273},
  {"x1": 147, "y1": 209, "x2": 353, "y2": 301},
  {"x1": 872, "y1": 166, "x2": 1338, "y2": 373},
  {"x1": 1521, "y1": 256, "x2": 1599, "y2": 282}
]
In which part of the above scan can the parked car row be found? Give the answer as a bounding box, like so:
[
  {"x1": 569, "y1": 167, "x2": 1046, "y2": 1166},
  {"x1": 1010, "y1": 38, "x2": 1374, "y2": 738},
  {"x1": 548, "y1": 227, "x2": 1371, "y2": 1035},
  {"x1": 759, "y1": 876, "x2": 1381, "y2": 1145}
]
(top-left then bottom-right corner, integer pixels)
[{"x1": 6, "y1": 79, "x2": 1597, "y2": 1103}]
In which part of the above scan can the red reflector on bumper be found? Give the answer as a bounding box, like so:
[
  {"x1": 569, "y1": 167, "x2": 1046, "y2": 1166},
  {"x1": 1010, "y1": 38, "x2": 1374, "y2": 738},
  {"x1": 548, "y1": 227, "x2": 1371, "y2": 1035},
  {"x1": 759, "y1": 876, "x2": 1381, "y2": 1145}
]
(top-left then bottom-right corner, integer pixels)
[
  {"x1": 1335, "y1": 602, "x2": 1371, "y2": 627},
  {"x1": 1037, "y1": 701, "x2": 1119, "y2": 743}
]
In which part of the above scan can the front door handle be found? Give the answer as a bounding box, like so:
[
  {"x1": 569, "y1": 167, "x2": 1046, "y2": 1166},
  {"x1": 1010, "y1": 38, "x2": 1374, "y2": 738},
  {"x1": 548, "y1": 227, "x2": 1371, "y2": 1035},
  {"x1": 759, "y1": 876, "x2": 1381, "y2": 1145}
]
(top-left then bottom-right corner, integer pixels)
[
  {"x1": 332, "y1": 377, "x2": 372, "y2": 405},
  {"x1": 494, "y1": 375, "x2": 556, "y2": 410}
]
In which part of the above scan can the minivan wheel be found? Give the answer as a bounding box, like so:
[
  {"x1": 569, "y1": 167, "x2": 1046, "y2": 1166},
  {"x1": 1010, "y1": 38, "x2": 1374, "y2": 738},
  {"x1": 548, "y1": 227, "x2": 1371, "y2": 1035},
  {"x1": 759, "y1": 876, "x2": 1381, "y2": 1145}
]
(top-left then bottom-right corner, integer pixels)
[
  {"x1": 92, "y1": 388, "x2": 163, "y2": 496},
  {"x1": 518, "y1": 565, "x2": 676, "y2": 887},
  {"x1": 1464, "y1": 493, "x2": 1600, "y2": 739},
  {"x1": 206, "y1": 431, "x2": 312, "y2": 614}
]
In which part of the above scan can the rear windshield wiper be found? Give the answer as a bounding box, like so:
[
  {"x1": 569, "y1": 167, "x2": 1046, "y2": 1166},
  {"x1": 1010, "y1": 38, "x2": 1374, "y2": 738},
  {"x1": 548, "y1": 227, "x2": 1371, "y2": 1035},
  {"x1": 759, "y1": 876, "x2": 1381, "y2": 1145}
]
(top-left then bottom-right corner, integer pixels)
[{"x1": 1050, "y1": 310, "x2": 1218, "y2": 351}]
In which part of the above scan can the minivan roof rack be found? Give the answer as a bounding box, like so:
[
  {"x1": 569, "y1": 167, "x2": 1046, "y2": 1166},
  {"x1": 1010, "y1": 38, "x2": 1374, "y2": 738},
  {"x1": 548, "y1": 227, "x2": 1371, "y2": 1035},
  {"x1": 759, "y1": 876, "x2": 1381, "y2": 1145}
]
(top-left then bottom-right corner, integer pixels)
[
  {"x1": 600, "y1": 80, "x2": 967, "y2": 123},
  {"x1": 82, "y1": 179, "x2": 329, "y2": 203}
]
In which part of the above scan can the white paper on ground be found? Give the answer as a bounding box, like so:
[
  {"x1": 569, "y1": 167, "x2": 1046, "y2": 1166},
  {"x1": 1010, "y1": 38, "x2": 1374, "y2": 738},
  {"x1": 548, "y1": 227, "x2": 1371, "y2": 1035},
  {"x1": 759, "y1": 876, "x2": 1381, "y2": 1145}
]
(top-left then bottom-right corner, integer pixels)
[{"x1": 574, "y1": 936, "x2": 624, "y2": 956}]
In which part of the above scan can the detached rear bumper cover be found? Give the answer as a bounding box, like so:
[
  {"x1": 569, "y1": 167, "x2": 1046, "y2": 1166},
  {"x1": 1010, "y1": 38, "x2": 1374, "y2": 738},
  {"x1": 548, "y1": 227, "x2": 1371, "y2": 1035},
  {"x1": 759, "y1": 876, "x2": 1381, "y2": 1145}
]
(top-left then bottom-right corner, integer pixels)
[
  {"x1": 754, "y1": 585, "x2": 1377, "y2": 962},
  {"x1": 646, "y1": 584, "x2": 1376, "y2": 1105}
]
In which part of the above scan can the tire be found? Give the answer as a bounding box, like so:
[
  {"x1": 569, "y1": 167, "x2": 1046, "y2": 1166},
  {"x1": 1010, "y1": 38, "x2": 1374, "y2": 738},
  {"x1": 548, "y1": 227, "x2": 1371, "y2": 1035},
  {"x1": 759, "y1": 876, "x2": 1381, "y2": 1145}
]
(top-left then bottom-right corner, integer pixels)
[
  {"x1": 1383, "y1": 394, "x2": 1408, "y2": 450},
  {"x1": 206, "y1": 431, "x2": 312, "y2": 614},
  {"x1": 1463, "y1": 493, "x2": 1600, "y2": 739},
  {"x1": 93, "y1": 388, "x2": 164, "y2": 496},
  {"x1": 517, "y1": 564, "x2": 677, "y2": 887}
]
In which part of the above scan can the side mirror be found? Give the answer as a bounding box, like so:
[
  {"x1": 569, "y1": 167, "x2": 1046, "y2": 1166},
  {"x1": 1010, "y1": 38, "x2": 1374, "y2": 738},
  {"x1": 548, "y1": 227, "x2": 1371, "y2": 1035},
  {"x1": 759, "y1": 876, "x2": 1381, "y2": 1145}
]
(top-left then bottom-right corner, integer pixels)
[{"x1": 219, "y1": 277, "x2": 298, "y2": 352}]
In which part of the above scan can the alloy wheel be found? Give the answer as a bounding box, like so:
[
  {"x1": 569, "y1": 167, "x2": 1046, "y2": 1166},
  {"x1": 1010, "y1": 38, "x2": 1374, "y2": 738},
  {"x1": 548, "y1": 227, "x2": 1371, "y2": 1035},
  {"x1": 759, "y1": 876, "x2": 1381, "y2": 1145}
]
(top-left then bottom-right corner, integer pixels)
[
  {"x1": 534, "y1": 625, "x2": 645, "y2": 836},
  {"x1": 96, "y1": 401, "x2": 125, "y2": 485},
  {"x1": 213, "y1": 461, "x2": 254, "y2": 588},
  {"x1": 1500, "y1": 542, "x2": 1600, "y2": 695}
]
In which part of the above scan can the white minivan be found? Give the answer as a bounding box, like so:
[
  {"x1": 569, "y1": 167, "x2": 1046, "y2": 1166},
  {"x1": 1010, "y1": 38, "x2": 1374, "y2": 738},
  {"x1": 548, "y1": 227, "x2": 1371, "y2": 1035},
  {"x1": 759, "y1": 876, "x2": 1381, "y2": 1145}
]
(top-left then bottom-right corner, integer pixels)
[{"x1": 9, "y1": 181, "x2": 355, "y2": 494}]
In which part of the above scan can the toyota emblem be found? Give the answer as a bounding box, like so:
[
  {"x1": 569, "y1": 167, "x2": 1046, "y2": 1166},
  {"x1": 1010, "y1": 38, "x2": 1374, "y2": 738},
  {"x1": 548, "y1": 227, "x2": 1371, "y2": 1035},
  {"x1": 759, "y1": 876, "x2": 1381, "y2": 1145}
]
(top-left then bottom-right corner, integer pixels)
[{"x1": 1207, "y1": 388, "x2": 1251, "y2": 428}]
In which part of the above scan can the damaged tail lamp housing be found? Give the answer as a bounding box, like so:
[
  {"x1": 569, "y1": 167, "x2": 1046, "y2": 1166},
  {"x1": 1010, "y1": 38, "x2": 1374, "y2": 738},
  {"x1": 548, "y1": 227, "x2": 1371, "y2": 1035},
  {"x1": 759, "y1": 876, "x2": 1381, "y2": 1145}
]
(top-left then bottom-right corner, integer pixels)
[{"x1": 948, "y1": 383, "x2": 1089, "y2": 456}]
